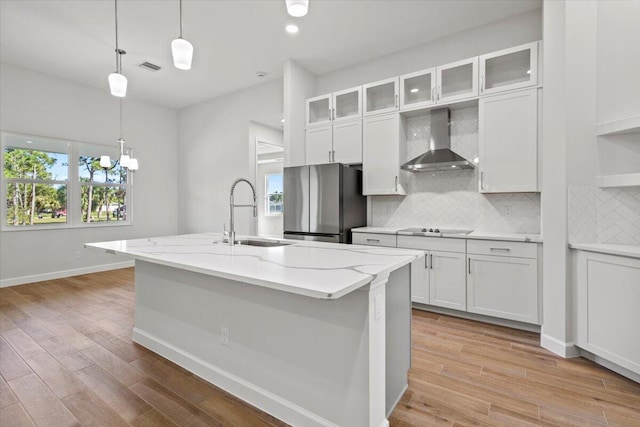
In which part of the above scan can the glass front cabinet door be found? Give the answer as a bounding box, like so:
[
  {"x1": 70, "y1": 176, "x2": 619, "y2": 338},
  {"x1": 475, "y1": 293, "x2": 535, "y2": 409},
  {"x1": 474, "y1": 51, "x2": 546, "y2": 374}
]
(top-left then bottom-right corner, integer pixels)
[
  {"x1": 437, "y1": 57, "x2": 479, "y2": 103},
  {"x1": 306, "y1": 94, "x2": 332, "y2": 127},
  {"x1": 480, "y1": 41, "x2": 539, "y2": 95},
  {"x1": 332, "y1": 86, "x2": 362, "y2": 123},
  {"x1": 363, "y1": 77, "x2": 399, "y2": 116},
  {"x1": 400, "y1": 68, "x2": 437, "y2": 110}
]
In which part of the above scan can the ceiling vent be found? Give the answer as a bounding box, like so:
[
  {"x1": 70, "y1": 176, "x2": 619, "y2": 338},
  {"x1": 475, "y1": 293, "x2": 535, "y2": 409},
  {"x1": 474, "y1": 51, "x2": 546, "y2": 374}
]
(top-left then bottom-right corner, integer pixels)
[{"x1": 138, "y1": 62, "x2": 161, "y2": 72}]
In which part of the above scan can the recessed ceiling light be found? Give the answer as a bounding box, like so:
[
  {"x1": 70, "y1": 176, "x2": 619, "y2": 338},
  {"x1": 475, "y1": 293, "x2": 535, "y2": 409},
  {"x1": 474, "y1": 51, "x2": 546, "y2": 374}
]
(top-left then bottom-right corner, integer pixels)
[
  {"x1": 26, "y1": 140, "x2": 33, "y2": 144},
  {"x1": 286, "y1": 0, "x2": 309, "y2": 17},
  {"x1": 286, "y1": 24, "x2": 299, "y2": 34},
  {"x1": 527, "y1": 69, "x2": 531, "y2": 74},
  {"x1": 451, "y1": 165, "x2": 457, "y2": 168},
  {"x1": 281, "y1": 117, "x2": 285, "y2": 124},
  {"x1": 473, "y1": 156, "x2": 479, "y2": 164},
  {"x1": 410, "y1": 88, "x2": 419, "y2": 93}
]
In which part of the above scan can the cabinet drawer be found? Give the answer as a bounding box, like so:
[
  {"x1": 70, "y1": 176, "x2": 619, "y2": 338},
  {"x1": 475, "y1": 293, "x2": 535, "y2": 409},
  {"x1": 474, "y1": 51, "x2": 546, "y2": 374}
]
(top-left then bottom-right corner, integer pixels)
[
  {"x1": 397, "y1": 235, "x2": 465, "y2": 253},
  {"x1": 353, "y1": 233, "x2": 397, "y2": 247},
  {"x1": 467, "y1": 240, "x2": 537, "y2": 258}
]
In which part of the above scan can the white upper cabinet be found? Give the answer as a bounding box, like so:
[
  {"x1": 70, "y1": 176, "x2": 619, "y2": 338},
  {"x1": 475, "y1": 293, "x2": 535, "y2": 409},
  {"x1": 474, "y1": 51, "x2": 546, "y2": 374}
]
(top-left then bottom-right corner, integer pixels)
[
  {"x1": 363, "y1": 77, "x2": 399, "y2": 116},
  {"x1": 332, "y1": 86, "x2": 362, "y2": 123},
  {"x1": 363, "y1": 113, "x2": 406, "y2": 195},
  {"x1": 332, "y1": 120, "x2": 362, "y2": 164},
  {"x1": 437, "y1": 57, "x2": 479, "y2": 103},
  {"x1": 479, "y1": 88, "x2": 539, "y2": 193},
  {"x1": 400, "y1": 68, "x2": 437, "y2": 110},
  {"x1": 480, "y1": 42, "x2": 539, "y2": 95},
  {"x1": 305, "y1": 126, "x2": 333, "y2": 165},
  {"x1": 306, "y1": 94, "x2": 332, "y2": 127}
]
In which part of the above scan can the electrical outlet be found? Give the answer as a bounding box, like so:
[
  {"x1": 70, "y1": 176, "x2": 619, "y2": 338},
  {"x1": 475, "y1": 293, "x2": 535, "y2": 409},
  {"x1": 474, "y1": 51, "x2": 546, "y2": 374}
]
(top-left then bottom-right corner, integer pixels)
[
  {"x1": 74, "y1": 251, "x2": 81, "y2": 259},
  {"x1": 374, "y1": 295, "x2": 384, "y2": 320},
  {"x1": 503, "y1": 205, "x2": 513, "y2": 217},
  {"x1": 221, "y1": 327, "x2": 229, "y2": 346}
]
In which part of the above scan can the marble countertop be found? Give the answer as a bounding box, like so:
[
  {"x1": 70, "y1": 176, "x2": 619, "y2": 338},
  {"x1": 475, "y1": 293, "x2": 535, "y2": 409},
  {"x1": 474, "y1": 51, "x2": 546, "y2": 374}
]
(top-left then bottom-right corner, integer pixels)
[
  {"x1": 352, "y1": 227, "x2": 543, "y2": 243},
  {"x1": 85, "y1": 233, "x2": 422, "y2": 300},
  {"x1": 569, "y1": 243, "x2": 640, "y2": 259}
]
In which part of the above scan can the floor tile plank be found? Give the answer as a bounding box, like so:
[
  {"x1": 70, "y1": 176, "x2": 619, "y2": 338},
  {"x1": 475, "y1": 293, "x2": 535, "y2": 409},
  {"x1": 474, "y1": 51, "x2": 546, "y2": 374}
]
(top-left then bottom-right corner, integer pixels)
[
  {"x1": 7, "y1": 373, "x2": 79, "y2": 427},
  {"x1": 24, "y1": 352, "x2": 85, "y2": 399},
  {"x1": 0, "y1": 403, "x2": 36, "y2": 427},
  {"x1": 61, "y1": 389, "x2": 129, "y2": 427},
  {"x1": 74, "y1": 364, "x2": 151, "y2": 422}
]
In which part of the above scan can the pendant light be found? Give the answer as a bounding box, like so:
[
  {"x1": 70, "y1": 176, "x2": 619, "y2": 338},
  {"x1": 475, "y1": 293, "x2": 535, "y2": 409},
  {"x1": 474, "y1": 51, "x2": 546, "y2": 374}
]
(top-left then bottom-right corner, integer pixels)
[
  {"x1": 286, "y1": 0, "x2": 309, "y2": 17},
  {"x1": 171, "y1": 0, "x2": 193, "y2": 70},
  {"x1": 108, "y1": 0, "x2": 127, "y2": 97},
  {"x1": 100, "y1": 99, "x2": 139, "y2": 172}
]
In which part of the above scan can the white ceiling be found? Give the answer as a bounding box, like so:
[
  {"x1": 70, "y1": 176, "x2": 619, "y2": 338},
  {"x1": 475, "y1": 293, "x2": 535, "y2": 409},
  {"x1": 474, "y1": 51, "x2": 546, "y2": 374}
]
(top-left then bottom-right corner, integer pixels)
[{"x1": 0, "y1": 0, "x2": 541, "y2": 110}]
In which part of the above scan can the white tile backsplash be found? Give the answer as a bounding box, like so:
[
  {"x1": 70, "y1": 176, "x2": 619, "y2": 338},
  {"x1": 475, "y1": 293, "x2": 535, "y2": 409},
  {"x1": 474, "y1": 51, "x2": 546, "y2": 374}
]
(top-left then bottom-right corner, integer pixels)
[
  {"x1": 569, "y1": 186, "x2": 640, "y2": 245},
  {"x1": 371, "y1": 108, "x2": 541, "y2": 234}
]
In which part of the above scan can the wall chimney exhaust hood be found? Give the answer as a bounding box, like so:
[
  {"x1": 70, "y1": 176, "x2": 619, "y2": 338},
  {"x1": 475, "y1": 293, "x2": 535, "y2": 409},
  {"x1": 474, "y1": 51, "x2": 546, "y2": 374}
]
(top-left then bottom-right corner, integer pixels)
[{"x1": 401, "y1": 108, "x2": 474, "y2": 172}]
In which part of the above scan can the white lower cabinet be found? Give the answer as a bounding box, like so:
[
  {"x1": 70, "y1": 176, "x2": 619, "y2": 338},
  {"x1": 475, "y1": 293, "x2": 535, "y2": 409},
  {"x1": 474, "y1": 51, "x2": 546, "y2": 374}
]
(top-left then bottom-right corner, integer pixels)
[
  {"x1": 574, "y1": 250, "x2": 640, "y2": 376},
  {"x1": 466, "y1": 240, "x2": 540, "y2": 324},
  {"x1": 397, "y1": 236, "x2": 466, "y2": 307},
  {"x1": 429, "y1": 250, "x2": 467, "y2": 310}
]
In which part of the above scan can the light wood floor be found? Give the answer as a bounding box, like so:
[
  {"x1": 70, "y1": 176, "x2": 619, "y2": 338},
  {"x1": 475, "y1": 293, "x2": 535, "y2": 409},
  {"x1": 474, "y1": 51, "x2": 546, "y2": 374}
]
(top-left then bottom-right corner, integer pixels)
[{"x1": 0, "y1": 269, "x2": 638, "y2": 427}]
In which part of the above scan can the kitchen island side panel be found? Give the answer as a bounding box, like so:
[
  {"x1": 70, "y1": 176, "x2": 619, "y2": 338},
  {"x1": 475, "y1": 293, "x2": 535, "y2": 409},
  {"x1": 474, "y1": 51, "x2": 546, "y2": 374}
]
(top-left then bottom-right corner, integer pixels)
[{"x1": 132, "y1": 260, "x2": 408, "y2": 427}]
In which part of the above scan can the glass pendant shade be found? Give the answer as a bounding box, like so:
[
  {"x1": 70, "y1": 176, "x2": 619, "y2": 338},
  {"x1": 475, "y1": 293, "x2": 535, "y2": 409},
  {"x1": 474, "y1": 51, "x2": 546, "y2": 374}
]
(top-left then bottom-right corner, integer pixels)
[
  {"x1": 127, "y1": 158, "x2": 139, "y2": 171},
  {"x1": 108, "y1": 72, "x2": 127, "y2": 97},
  {"x1": 119, "y1": 154, "x2": 130, "y2": 167},
  {"x1": 172, "y1": 38, "x2": 193, "y2": 70},
  {"x1": 286, "y1": 0, "x2": 308, "y2": 17},
  {"x1": 100, "y1": 156, "x2": 111, "y2": 168}
]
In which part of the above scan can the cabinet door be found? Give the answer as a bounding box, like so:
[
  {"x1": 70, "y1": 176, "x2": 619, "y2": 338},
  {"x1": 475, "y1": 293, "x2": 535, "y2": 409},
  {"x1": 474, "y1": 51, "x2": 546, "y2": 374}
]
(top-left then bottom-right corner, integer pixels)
[
  {"x1": 437, "y1": 57, "x2": 479, "y2": 103},
  {"x1": 306, "y1": 94, "x2": 332, "y2": 127},
  {"x1": 332, "y1": 86, "x2": 361, "y2": 123},
  {"x1": 305, "y1": 126, "x2": 332, "y2": 165},
  {"x1": 480, "y1": 42, "x2": 538, "y2": 95},
  {"x1": 332, "y1": 120, "x2": 362, "y2": 164},
  {"x1": 363, "y1": 77, "x2": 399, "y2": 116},
  {"x1": 575, "y1": 251, "x2": 640, "y2": 375},
  {"x1": 479, "y1": 88, "x2": 538, "y2": 193},
  {"x1": 400, "y1": 68, "x2": 436, "y2": 110},
  {"x1": 363, "y1": 114, "x2": 406, "y2": 195},
  {"x1": 429, "y1": 251, "x2": 467, "y2": 311},
  {"x1": 411, "y1": 255, "x2": 429, "y2": 304},
  {"x1": 467, "y1": 254, "x2": 539, "y2": 324}
]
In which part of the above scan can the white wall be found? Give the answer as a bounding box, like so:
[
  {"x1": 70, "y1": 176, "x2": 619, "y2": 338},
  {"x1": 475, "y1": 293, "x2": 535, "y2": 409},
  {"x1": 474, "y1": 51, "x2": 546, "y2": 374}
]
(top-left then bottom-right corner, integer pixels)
[
  {"x1": 316, "y1": 9, "x2": 542, "y2": 95},
  {"x1": 177, "y1": 79, "x2": 283, "y2": 235},
  {"x1": 0, "y1": 63, "x2": 178, "y2": 286},
  {"x1": 283, "y1": 60, "x2": 316, "y2": 168}
]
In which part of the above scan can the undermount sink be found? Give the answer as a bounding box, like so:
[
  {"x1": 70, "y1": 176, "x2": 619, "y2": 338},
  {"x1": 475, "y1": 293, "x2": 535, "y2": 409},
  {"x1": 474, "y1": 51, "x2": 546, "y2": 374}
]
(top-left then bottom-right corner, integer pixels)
[{"x1": 232, "y1": 239, "x2": 292, "y2": 247}]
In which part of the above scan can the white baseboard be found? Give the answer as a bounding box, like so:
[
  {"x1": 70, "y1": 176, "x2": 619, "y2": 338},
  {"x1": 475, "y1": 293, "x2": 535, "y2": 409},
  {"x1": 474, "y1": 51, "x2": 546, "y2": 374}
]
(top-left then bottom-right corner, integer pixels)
[
  {"x1": 0, "y1": 261, "x2": 134, "y2": 288},
  {"x1": 132, "y1": 328, "x2": 341, "y2": 427},
  {"x1": 541, "y1": 333, "x2": 580, "y2": 358}
]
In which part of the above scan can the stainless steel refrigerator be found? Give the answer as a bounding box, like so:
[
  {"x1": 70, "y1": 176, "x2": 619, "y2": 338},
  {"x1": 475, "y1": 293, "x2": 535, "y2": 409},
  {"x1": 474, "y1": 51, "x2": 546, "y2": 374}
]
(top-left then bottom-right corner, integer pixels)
[{"x1": 283, "y1": 163, "x2": 367, "y2": 243}]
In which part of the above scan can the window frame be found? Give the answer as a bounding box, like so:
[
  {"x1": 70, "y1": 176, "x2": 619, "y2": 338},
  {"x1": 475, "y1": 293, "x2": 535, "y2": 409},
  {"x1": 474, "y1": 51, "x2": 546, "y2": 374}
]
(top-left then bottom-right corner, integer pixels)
[
  {"x1": 1, "y1": 131, "x2": 133, "y2": 232},
  {"x1": 264, "y1": 172, "x2": 283, "y2": 217}
]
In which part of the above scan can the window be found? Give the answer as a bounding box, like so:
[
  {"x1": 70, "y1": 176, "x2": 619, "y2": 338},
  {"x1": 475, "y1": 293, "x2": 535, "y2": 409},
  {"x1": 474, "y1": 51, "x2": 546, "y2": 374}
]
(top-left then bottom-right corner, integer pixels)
[
  {"x1": 265, "y1": 173, "x2": 283, "y2": 215},
  {"x1": 1, "y1": 132, "x2": 132, "y2": 230}
]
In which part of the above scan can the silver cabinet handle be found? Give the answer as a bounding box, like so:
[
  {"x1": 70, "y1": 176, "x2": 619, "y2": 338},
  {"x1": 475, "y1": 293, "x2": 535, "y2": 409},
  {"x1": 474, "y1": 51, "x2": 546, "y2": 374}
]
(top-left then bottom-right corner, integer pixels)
[
  {"x1": 430, "y1": 254, "x2": 433, "y2": 270},
  {"x1": 395, "y1": 93, "x2": 399, "y2": 108},
  {"x1": 431, "y1": 86, "x2": 435, "y2": 101},
  {"x1": 480, "y1": 171, "x2": 485, "y2": 189},
  {"x1": 395, "y1": 176, "x2": 398, "y2": 192},
  {"x1": 366, "y1": 238, "x2": 380, "y2": 243},
  {"x1": 468, "y1": 258, "x2": 471, "y2": 274},
  {"x1": 490, "y1": 247, "x2": 511, "y2": 252},
  {"x1": 329, "y1": 151, "x2": 332, "y2": 162},
  {"x1": 332, "y1": 150, "x2": 335, "y2": 162},
  {"x1": 329, "y1": 109, "x2": 332, "y2": 122},
  {"x1": 332, "y1": 108, "x2": 336, "y2": 121},
  {"x1": 480, "y1": 76, "x2": 484, "y2": 93},
  {"x1": 437, "y1": 85, "x2": 441, "y2": 101}
]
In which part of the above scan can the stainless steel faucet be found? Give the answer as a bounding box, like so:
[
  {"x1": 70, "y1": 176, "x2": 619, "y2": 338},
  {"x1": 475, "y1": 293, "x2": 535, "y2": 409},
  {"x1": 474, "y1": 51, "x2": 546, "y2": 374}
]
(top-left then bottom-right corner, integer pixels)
[{"x1": 228, "y1": 178, "x2": 257, "y2": 246}]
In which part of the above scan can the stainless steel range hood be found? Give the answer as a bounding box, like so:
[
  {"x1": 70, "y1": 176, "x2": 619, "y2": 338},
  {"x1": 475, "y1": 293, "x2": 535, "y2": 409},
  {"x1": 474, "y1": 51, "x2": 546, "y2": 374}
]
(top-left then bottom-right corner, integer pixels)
[{"x1": 401, "y1": 108, "x2": 474, "y2": 172}]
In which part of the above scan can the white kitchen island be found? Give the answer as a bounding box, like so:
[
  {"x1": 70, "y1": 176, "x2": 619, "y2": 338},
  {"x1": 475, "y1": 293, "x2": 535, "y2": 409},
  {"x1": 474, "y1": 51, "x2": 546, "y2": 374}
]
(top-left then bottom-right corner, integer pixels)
[{"x1": 86, "y1": 233, "x2": 422, "y2": 427}]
